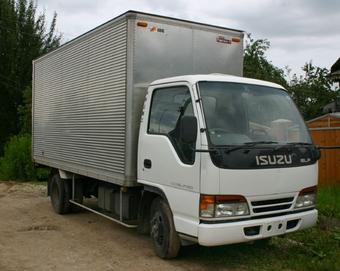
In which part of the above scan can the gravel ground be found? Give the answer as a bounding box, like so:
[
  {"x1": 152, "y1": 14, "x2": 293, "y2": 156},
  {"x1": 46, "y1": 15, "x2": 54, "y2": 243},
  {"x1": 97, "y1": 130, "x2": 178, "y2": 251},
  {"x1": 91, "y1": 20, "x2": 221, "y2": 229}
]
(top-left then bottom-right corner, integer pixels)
[{"x1": 0, "y1": 182, "x2": 228, "y2": 271}]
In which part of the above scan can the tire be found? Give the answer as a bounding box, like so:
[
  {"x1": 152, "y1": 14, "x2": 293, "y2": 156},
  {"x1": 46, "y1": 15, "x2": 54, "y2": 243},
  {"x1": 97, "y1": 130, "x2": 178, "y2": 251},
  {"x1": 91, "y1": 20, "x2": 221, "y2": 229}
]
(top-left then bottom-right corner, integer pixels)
[
  {"x1": 150, "y1": 197, "x2": 181, "y2": 259},
  {"x1": 50, "y1": 174, "x2": 71, "y2": 214}
]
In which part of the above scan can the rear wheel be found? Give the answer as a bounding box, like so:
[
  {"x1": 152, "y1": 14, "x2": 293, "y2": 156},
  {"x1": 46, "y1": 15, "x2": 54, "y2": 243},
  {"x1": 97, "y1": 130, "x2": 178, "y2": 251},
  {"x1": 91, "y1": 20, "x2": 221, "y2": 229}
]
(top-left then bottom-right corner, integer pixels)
[
  {"x1": 150, "y1": 197, "x2": 180, "y2": 259},
  {"x1": 50, "y1": 174, "x2": 71, "y2": 214}
]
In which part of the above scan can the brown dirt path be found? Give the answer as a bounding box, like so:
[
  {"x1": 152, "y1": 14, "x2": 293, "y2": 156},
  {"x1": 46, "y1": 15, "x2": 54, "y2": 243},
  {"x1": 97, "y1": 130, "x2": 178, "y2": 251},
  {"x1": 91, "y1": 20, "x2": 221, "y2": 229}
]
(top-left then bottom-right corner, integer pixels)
[{"x1": 0, "y1": 182, "x2": 234, "y2": 271}]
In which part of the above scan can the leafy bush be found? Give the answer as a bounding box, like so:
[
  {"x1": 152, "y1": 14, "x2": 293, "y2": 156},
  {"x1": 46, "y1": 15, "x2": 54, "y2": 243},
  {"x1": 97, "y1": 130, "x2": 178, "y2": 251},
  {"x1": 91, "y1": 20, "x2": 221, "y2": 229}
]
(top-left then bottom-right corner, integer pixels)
[{"x1": 0, "y1": 134, "x2": 49, "y2": 181}]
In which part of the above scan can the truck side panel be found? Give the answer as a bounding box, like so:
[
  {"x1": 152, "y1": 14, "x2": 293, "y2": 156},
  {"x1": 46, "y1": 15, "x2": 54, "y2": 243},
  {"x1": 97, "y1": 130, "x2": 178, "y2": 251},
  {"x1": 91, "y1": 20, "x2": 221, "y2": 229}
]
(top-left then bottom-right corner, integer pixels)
[{"x1": 33, "y1": 19, "x2": 128, "y2": 184}]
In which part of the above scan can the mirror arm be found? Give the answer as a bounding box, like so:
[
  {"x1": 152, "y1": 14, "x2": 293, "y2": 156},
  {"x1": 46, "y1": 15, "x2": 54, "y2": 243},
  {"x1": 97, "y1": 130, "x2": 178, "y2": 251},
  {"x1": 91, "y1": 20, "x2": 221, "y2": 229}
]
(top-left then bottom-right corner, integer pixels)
[{"x1": 317, "y1": 146, "x2": 340, "y2": 150}]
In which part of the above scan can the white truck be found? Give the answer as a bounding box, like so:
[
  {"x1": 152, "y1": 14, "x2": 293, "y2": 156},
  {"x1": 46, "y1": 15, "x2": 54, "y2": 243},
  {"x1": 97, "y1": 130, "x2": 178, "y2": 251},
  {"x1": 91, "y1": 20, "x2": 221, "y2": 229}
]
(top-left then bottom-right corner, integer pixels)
[{"x1": 32, "y1": 11, "x2": 319, "y2": 258}]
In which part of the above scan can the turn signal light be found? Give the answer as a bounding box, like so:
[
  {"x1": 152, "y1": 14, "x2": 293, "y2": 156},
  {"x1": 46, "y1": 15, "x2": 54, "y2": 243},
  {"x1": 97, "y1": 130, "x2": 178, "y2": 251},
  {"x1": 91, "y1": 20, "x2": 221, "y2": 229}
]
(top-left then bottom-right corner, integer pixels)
[{"x1": 200, "y1": 195, "x2": 215, "y2": 210}]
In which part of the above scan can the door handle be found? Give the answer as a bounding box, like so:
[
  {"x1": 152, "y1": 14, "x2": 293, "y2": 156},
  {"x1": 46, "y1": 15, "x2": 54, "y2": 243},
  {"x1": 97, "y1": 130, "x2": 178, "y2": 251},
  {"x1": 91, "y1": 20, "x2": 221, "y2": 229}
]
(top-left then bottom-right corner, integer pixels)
[{"x1": 144, "y1": 159, "x2": 152, "y2": 169}]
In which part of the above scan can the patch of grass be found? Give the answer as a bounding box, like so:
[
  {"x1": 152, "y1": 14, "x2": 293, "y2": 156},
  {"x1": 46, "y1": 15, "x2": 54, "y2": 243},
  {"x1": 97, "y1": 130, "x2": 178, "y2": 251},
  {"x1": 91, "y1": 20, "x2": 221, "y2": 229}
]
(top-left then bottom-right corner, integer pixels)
[
  {"x1": 317, "y1": 185, "x2": 340, "y2": 219},
  {"x1": 27, "y1": 180, "x2": 47, "y2": 186},
  {"x1": 181, "y1": 224, "x2": 340, "y2": 271}
]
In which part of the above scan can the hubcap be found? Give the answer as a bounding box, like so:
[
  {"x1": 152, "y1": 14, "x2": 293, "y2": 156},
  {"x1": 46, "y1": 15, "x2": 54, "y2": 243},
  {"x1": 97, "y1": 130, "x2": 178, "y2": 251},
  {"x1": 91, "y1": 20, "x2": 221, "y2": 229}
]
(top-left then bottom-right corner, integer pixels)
[{"x1": 151, "y1": 213, "x2": 164, "y2": 246}]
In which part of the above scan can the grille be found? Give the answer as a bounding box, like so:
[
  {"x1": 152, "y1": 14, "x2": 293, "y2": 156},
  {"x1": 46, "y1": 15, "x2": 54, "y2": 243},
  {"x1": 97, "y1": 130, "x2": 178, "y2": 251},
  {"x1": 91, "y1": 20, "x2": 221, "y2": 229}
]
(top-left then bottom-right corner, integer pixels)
[{"x1": 251, "y1": 197, "x2": 294, "y2": 214}]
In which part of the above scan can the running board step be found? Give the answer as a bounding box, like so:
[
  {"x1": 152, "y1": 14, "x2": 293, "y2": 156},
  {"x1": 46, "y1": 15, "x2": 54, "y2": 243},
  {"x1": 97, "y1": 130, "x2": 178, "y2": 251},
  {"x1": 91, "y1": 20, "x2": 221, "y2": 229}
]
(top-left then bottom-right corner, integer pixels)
[{"x1": 69, "y1": 200, "x2": 138, "y2": 228}]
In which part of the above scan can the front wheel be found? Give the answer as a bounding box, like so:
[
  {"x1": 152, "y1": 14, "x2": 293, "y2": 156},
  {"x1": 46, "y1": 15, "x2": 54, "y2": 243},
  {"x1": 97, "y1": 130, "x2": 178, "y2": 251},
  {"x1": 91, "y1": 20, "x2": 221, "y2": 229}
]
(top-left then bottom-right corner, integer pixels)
[{"x1": 150, "y1": 197, "x2": 181, "y2": 259}]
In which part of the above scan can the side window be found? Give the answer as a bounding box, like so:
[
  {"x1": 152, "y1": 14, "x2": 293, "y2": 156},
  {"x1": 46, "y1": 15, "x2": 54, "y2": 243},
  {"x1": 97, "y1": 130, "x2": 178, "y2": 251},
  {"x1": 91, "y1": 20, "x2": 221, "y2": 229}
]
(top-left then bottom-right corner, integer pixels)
[{"x1": 148, "y1": 86, "x2": 196, "y2": 164}]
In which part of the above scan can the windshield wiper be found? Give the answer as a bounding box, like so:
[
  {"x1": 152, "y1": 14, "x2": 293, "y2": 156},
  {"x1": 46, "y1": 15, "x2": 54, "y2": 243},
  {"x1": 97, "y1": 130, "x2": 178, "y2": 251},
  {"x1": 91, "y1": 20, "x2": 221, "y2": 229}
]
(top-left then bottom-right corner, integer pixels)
[
  {"x1": 274, "y1": 142, "x2": 313, "y2": 151},
  {"x1": 243, "y1": 141, "x2": 278, "y2": 145},
  {"x1": 223, "y1": 141, "x2": 278, "y2": 154},
  {"x1": 285, "y1": 142, "x2": 312, "y2": 146},
  {"x1": 195, "y1": 141, "x2": 278, "y2": 153}
]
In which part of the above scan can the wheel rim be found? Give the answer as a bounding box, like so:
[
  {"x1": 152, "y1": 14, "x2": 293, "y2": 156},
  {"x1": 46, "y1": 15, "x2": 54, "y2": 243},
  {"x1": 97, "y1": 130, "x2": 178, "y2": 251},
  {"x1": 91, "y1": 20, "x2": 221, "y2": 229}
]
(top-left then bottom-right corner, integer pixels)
[{"x1": 151, "y1": 212, "x2": 164, "y2": 246}]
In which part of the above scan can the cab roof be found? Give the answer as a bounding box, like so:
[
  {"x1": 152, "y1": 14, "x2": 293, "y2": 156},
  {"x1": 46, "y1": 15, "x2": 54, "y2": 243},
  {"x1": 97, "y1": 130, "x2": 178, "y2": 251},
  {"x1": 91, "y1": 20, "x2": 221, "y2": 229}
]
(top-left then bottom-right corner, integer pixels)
[{"x1": 150, "y1": 74, "x2": 285, "y2": 90}]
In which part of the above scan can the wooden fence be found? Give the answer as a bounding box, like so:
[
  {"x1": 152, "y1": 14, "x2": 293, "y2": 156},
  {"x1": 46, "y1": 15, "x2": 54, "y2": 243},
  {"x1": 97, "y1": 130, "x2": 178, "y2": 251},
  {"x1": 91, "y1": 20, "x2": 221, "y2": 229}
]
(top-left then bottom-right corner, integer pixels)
[{"x1": 309, "y1": 127, "x2": 340, "y2": 185}]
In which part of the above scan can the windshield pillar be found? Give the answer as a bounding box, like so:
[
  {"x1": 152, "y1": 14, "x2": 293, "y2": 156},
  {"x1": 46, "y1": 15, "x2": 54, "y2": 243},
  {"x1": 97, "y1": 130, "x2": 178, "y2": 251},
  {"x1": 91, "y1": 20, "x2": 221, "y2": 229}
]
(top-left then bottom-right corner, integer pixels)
[{"x1": 192, "y1": 83, "x2": 209, "y2": 146}]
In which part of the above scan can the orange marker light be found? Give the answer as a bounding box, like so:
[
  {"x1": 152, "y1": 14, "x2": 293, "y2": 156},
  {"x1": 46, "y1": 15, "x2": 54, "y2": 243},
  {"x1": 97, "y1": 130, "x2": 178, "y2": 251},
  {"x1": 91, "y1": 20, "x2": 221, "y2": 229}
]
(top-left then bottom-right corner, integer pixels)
[
  {"x1": 232, "y1": 37, "x2": 241, "y2": 43},
  {"x1": 200, "y1": 195, "x2": 215, "y2": 210},
  {"x1": 137, "y1": 21, "x2": 148, "y2": 27}
]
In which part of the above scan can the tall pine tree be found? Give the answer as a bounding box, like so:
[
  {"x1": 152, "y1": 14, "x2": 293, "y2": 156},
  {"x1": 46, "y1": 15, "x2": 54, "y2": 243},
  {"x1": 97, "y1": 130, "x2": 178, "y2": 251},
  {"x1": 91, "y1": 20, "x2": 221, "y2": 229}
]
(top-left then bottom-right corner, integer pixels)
[{"x1": 0, "y1": 0, "x2": 60, "y2": 153}]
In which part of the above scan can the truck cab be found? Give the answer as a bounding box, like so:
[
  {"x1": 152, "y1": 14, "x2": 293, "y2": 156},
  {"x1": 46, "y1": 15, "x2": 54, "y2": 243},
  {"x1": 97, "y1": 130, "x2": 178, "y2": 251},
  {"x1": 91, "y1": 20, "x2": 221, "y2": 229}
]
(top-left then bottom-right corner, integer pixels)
[{"x1": 138, "y1": 74, "x2": 318, "y2": 252}]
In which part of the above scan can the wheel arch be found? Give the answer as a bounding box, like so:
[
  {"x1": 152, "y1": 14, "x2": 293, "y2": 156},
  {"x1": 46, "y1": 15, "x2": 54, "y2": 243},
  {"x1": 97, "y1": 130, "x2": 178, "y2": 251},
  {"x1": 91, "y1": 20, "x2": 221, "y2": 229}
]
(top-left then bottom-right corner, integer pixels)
[{"x1": 137, "y1": 185, "x2": 170, "y2": 234}]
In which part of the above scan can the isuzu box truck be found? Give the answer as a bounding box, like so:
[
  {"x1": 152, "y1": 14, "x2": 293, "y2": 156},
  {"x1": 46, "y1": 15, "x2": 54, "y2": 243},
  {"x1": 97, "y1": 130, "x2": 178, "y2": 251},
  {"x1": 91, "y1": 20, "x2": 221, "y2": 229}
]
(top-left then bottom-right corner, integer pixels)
[{"x1": 32, "y1": 11, "x2": 319, "y2": 258}]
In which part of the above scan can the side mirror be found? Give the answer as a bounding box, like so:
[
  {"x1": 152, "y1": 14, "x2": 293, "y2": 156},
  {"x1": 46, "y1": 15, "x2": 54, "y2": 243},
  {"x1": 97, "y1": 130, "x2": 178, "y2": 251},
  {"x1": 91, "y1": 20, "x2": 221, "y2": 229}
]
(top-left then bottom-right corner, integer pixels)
[
  {"x1": 179, "y1": 116, "x2": 197, "y2": 144},
  {"x1": 315, "y1": 148, "x2": 321, "y2": 160}
]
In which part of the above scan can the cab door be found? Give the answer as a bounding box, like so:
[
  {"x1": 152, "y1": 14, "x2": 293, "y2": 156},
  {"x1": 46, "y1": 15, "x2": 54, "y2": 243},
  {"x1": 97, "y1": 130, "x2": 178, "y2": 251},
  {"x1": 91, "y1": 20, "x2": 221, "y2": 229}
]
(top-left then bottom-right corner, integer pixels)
[{"x1": 137, "y1": 82, "x2": 201, "y2": 235}]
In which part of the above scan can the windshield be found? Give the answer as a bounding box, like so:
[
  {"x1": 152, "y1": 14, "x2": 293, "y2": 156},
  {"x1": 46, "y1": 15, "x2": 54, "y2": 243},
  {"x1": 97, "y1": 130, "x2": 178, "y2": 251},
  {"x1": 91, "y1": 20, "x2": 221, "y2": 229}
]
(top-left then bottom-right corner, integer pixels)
[{"x1": 198, "y1": 81, "x2": 311, "y2": 146}]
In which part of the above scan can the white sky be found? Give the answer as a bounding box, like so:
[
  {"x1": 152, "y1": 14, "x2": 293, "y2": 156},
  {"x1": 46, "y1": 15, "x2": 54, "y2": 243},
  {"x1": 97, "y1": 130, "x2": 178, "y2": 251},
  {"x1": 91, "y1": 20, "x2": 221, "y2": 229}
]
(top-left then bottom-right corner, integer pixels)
[{"x1": 37, "y1": 0, "x2": 340, "y2": 77}]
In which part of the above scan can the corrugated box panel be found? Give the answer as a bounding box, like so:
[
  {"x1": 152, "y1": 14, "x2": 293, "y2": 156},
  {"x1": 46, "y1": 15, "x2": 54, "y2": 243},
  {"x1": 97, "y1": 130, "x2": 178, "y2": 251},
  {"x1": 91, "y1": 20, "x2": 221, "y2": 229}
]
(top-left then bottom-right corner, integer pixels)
[{"x1": 33, "y1": 19, "x2": 127, "y2": 183}]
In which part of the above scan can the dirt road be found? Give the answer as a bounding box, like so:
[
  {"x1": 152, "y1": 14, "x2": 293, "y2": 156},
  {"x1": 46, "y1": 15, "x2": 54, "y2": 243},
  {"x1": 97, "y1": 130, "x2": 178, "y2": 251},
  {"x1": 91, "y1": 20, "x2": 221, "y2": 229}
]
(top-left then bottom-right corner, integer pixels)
[{"x1": 0, "y1": 182, "x2": 231, "y2": 271}]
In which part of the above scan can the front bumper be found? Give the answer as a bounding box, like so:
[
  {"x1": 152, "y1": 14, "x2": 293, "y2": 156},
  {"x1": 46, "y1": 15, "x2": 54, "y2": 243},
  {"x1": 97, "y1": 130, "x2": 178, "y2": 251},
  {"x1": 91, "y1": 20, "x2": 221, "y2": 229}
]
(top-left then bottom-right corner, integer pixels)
[{"x1": 198, "y1": 209, "x2": 317, "y2": 246}]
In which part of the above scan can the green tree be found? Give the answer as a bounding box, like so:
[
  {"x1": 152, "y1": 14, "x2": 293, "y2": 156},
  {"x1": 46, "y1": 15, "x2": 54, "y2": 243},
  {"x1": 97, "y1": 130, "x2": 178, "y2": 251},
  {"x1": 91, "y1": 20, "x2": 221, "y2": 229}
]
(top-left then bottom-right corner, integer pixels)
[
  {"x1": 288, "y1": 62, "x2": 340, "y2": 120},
  {"x1": 243, "y1": 34, "x2": 287, "y2": 87},
  {"x1": 243, "y1": 35, "x2": 340, "y2": 120},
  {"x1": 17, "y1": 85, "x2": 31, "y2": 133},
  {"x1": 0, "y1": 0, "x2": 61, "y2": 152}
]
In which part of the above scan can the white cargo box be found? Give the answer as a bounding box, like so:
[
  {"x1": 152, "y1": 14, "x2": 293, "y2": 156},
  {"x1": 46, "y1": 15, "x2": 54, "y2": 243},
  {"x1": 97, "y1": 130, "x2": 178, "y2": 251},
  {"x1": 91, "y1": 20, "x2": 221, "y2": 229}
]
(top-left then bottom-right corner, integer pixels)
[{"x1": 32, "y1": 11, "x2": 243, "y2": 186}]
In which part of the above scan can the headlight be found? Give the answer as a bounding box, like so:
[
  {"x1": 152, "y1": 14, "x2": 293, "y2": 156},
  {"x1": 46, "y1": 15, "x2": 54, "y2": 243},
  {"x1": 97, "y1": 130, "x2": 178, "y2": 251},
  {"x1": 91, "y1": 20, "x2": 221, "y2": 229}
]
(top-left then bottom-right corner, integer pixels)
[
  {"x1": 294, "y1": 186, "x2": 317, "y2": 209},
  {"x1": 200, "y1": 195, "x2": 250, "y2": 218},
  {"x1": 216, "y1": 202, "x2": 249, "y2": 217}
]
